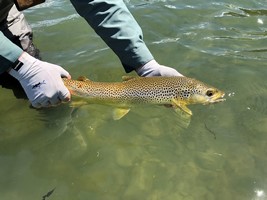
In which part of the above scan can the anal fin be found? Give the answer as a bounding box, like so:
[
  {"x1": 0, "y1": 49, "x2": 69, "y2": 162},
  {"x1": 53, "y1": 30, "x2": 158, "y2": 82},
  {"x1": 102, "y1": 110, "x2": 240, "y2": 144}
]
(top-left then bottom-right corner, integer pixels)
[
  {"x1": 112, "y1": 108, "x2": 130, "y2": 120},
  {"x1": 69, "y1": 100, "x2": 88, "y2": 107}
]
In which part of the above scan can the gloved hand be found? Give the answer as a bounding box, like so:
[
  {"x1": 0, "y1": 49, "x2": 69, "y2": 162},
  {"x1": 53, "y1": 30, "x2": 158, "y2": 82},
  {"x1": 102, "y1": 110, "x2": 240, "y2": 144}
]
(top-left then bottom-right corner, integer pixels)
[
  {"x1": 135, "y1": 60, "x2": 183, "y2": 77},
  {"x1": 8, "y1": 52, "x2": 71, "y2": 108}
]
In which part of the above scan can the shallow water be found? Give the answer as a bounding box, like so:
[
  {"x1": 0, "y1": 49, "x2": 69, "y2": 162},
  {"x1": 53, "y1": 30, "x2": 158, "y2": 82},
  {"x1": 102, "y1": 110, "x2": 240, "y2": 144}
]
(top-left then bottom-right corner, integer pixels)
[{"x1": 1, "y1": 0, "x2": 267, "y2": 199}]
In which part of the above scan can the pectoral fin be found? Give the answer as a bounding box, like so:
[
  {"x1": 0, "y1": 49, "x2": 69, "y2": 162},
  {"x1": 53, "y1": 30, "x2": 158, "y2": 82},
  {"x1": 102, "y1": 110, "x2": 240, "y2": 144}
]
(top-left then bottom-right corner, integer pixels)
[
  {"x1": 112, "y1": 108, "x2": 130, "y2": 120},
  {"x1": 171, "y1": 99, "x2": 192, "y2": 115},
  {"x1": 69, "y1": 100, "x2": 88, "y2": 107}
]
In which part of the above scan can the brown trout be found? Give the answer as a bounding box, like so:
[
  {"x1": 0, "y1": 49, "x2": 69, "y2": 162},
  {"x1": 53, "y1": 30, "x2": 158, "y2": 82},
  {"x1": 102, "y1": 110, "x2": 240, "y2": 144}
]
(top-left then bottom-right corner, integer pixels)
[{"x1": 63, "y1": 76, "x2": 225, "y2": 119}]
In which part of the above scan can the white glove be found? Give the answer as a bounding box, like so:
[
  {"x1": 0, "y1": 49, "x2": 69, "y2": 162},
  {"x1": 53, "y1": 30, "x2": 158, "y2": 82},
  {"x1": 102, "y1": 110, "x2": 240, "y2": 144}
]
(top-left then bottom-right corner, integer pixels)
[
  {"x1": 135, "y1": 60, "x2": 183, "y2": 77},
  {"x1": 8, "y1": 52, "x2": 71, "y2": 108}
]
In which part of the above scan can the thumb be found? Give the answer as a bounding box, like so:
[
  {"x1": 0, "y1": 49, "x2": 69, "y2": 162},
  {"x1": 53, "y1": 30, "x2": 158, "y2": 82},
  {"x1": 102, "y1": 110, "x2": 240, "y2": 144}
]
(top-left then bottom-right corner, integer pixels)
[
  {"x1": 52, "y1": 64, "x2": 71, "y2": 101},
  {"x1": 60, "y1": 67, "x2": 71, "y2": 79},
  {"x1": 54, "y1": 65, "x2": 71, "y2": 101},
  {"x1": 52, "y1": 64, "x2": 71, "y2": 78}
]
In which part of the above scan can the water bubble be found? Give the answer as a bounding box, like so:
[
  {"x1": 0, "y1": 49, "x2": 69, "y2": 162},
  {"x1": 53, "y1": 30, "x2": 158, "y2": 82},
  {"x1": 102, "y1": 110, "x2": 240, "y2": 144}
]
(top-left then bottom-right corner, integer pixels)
[
  {"x1": 228, "y1": 92, "x2": 235, "y2": 97},
  {"x1": 257, "y1": 18, "x2": 264, "y2": 25},
  {"x1": 253, "y1": 189, "x2": 266, "y2": 200}
]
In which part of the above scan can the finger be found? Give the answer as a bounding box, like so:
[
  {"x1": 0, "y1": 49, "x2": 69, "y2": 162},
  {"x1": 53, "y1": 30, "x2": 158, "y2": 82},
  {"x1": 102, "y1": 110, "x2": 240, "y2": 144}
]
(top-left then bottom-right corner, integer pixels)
[
  {"x1": 58, "y1": 66, "x2": 71, "y2": 79},
  {"x1": 40, "y1": 100, "x2": 51, "y2": 107},
  {"x1": 34, "y1": 96, "x2": 52, "y2": 108},
  {"x1": 50, "y1": 63, "x2": 71, "y2": 78},
  {"x1": 32, "y1": 100, "x2": 50, "y2": 108},
  {"x1": 58, "y1": 87, "x2": 71, "y2": 102},
  {"x1": 66, "y1": 74, "x2": 71, "y2": 79},
  {"x1": 31, "y1": 101, "x2": 42, "y2": 108},
  {"x1": 50, "y1": 96, "x2": 62, "y2": 106}
]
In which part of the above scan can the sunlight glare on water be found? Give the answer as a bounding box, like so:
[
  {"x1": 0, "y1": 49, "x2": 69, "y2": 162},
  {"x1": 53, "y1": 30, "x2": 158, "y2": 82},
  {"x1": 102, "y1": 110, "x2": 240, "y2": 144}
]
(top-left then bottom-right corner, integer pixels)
[{"x1": 0, "y1": 0, "x2": 267, "y2": 199}]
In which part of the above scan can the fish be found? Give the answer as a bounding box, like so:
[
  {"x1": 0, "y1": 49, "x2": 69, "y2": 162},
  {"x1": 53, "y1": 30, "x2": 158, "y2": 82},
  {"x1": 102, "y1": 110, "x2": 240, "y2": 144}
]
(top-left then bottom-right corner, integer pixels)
[{"x1": 62, "y1": 76, "x2": 225, "y2": 120}]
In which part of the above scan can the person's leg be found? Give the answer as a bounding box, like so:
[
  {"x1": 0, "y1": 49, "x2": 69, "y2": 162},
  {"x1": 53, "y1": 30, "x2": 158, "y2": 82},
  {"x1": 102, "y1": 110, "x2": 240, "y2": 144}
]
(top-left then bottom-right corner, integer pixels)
[
  {"x1": 6, "y1": 5, "x2": 40, "y2": 59},
  {"x1": 0, "y1": 5, "x2": 40, "y2": 96}
]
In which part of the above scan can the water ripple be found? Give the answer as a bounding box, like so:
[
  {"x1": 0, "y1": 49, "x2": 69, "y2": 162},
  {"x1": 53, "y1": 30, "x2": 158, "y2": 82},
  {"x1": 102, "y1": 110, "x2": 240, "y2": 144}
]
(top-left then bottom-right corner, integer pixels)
[
  {"x1": 30, "y1": 14, "x2": 79, "y2": 28},
  {"x1": 240, "y1": 8, "x2": 267, "y2": 16},
  {"x1": 24, "y1": 0, "x2": 63, "y2": 12},
  {"x1": 152, "y1": 37, "x2": 179, "y2": 44}
]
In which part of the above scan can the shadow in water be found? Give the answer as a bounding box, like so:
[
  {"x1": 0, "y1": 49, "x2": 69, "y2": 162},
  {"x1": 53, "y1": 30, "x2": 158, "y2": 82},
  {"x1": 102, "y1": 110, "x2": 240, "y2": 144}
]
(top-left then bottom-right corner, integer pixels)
[{"x1": 0, "y1": 72, "x2": 27, "y2": 100}]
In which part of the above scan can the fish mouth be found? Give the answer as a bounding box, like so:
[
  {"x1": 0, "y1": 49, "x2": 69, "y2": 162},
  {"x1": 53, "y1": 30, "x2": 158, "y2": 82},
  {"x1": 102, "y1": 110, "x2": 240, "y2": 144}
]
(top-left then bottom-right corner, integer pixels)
[
  {"x1": 202, "y1": 92, "x2": 225, "y2": 105},
  {"x1": 209, "y1": 92, "x2": 226, "y2": 103}
]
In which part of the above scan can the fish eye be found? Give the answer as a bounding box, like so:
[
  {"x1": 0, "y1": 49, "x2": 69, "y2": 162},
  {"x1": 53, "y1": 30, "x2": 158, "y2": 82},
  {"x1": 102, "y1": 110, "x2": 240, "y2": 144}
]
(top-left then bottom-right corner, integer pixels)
[{"x1": 206, "y1": 89, "x2": 214, "y2": 97}]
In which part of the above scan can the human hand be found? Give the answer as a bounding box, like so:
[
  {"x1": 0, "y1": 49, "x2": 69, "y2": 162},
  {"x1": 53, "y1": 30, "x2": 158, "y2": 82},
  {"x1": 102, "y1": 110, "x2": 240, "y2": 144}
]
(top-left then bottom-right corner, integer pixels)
[
  {"x1": 135, "y1": 60, "x2": 183, "y2": 77},
  {"x1": 8, "y1": 52, "x2": 71, "y2": 108}
]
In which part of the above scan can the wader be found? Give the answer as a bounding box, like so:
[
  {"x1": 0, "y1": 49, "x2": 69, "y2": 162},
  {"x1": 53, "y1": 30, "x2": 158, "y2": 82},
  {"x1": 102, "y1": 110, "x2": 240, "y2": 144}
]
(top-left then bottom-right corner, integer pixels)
[
  {"x1": 0, "y1": 2, "x2": 41, "y2": 91},
  {"x1": 0, "y1": 4, "x2": 40, "y2": 59}
]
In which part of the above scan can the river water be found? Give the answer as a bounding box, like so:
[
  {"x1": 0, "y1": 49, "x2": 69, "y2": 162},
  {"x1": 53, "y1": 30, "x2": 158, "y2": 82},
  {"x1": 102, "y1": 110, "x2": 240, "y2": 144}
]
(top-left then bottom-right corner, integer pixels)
[{"x1": 1, "y1": 0, "x2": 267, "y2": 199}]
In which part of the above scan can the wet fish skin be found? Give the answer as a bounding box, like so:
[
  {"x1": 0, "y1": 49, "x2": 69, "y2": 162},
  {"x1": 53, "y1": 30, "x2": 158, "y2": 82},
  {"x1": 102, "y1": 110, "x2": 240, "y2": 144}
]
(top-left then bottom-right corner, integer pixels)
[{"x1": 62, "y1": 76, "x2": 225, "y2": 117}]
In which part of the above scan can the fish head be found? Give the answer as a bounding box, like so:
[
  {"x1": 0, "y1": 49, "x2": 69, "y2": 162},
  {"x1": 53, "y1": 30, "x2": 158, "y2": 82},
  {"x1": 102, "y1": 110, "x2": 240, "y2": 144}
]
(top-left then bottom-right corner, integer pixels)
[
  {"x1": 180, "y1": 78, "x2": 225, "y2": 105},
  {"x1": 189, "y1": 83, "x2": 225, "y2": 104}
]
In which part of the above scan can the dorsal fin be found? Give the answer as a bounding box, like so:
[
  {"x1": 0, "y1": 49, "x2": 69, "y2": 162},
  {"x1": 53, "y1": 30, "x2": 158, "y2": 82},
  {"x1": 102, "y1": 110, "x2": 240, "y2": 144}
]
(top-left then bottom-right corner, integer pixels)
[
  {"x1": 77, "y1": 76, "x2": 91, "y2": 82},
  {"x1": 122, "y1": 76, "x2": 139, "y2": 81}
]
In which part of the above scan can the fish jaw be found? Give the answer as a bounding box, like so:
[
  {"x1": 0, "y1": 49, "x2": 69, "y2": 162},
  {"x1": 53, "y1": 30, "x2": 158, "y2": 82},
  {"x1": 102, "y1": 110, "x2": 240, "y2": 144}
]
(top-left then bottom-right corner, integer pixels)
[{"x1": 204, "y1": 90, "x2": 226, "y2": 104}]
